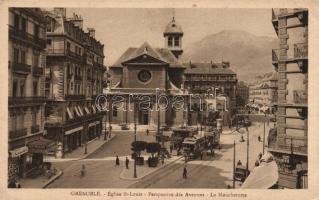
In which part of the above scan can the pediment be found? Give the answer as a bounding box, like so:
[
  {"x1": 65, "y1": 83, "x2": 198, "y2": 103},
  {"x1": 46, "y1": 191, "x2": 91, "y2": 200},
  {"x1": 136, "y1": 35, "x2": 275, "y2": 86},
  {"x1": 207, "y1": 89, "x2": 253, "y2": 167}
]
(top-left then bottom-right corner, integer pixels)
[{"x1": 122, "y1": 53, "x2": 168, "y2": 65}]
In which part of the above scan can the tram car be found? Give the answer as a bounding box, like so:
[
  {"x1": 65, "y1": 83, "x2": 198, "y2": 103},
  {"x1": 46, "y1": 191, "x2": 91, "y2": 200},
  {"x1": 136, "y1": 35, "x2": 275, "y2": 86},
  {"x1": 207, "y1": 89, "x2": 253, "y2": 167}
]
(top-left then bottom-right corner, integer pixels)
[
  {"x1": 171, "y1": 127, "x2": 197, "y2": 152},
  {"x1": 182, "y1": 135, "x2": 206, "y2": 159}
]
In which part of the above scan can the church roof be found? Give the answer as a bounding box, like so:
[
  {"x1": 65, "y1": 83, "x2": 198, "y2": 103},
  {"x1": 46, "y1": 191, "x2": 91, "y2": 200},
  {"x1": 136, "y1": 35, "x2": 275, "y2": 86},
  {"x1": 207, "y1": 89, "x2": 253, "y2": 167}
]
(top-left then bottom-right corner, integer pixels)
[
  {"x1": 184, "y1": 62, "x2": 236, "y2": 75},
  {"x1": 111, "y1": 42, "x2": 185, "y2": 68},
  {"x1": 164, "y1": 17, "x2": 183, "y2": 35}
]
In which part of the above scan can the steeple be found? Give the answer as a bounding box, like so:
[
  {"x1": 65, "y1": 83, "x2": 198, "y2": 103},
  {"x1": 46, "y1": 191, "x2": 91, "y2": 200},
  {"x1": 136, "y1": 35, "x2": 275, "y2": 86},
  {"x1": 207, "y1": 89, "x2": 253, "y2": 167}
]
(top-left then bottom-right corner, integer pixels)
[{"x1": 164, "y1": 15, "x2": 183, "y2": 59}]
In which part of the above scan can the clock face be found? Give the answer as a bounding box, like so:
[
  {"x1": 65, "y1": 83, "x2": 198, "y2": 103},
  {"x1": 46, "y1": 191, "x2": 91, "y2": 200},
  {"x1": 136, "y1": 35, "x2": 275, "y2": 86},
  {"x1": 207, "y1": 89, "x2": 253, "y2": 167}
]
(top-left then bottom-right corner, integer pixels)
[{"x1": 138, "y1": 70, "x2": 152, "y2": 83}]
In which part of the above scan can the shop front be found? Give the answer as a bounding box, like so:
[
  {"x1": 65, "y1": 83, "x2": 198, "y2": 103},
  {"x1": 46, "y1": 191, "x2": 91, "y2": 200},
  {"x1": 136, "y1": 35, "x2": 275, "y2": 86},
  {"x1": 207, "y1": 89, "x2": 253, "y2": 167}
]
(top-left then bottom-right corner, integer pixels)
[
  {"x1": 64, "y1": 126, "x2": 83, "y2": 153},
  {"x1": 8, "y1": 146, "x2": 29, "y2": 182}
]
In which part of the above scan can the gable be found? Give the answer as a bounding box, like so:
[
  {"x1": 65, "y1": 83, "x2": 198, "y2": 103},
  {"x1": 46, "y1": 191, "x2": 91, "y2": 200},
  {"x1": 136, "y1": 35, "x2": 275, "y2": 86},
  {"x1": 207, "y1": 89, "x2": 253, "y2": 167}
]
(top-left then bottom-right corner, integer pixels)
[{"x1": 122, "y1": 53, "x2": 168, "y2": 65}]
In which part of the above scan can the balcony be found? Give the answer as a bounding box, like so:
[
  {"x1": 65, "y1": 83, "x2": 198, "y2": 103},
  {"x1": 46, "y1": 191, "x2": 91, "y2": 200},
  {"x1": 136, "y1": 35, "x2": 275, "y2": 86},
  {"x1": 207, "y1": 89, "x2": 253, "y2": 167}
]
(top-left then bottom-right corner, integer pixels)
[
  {"x1": 65, "y1": 94, "x2": 85, "y2": 101},
  {"x1": 31, "y1": 125, "x2": 40, "y2": 133},
  {"x1": 46, "y1": 49, "x2": 84, "y2": 61},
  {"x1": 9, "y1": 96, "x2": 46, "y2": 106},
  {"x1": 9, "y1": 128, "x2": 27, "y2": 139},
  {"x1": 33, "y1": 66, "x2": 44, "y2": 76},
  {"x1": 294, "y1": 43, "x2": 308, "y2": 59},
  {"x1": 268, "y1": 140, "x2": 307, "y2": 155},
  {"x1": 272, "y1": 9, "x2": 279, "y2": 35},
  {"x1": 272, "y1": 49, "x2": 279, "y2": 69},
  {"x1": 293, "y1": 90, "x2": 307, "y2": 104},
  {"x1": 9, "y1": 25, "x2": 46, "y2": 49},
  {"x1": 10, "y1": 61, "x2": 31, "y2": 74}
]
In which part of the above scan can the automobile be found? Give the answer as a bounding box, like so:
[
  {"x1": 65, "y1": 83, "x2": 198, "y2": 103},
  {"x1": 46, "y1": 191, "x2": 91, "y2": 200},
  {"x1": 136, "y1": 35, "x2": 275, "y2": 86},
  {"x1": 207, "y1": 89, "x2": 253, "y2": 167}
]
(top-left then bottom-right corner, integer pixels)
[{"x1": 234, "y1": 165, "x2": 250, "y2": 182}]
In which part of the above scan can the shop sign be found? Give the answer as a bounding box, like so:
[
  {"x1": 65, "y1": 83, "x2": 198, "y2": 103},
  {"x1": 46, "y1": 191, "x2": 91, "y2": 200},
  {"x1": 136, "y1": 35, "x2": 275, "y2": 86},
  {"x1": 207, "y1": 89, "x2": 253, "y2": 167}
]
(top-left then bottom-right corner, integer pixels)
[{"x1": 10, "y1": 146, "x2": 28, "y2": 158}]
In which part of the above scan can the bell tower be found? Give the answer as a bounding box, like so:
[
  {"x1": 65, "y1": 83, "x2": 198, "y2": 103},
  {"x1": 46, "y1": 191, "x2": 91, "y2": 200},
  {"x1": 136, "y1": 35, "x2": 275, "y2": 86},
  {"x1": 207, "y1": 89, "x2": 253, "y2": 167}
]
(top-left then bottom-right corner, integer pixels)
[{"x1": 164, "y1": 17, "x2": 183, "y2": 59}]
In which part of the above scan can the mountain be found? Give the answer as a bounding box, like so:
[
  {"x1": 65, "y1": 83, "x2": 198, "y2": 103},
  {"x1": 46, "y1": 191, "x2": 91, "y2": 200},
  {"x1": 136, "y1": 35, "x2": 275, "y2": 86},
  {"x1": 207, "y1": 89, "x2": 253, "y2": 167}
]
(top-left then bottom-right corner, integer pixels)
[{"x1": 181, "y1": 30, "x2": 278, "y2": 81}]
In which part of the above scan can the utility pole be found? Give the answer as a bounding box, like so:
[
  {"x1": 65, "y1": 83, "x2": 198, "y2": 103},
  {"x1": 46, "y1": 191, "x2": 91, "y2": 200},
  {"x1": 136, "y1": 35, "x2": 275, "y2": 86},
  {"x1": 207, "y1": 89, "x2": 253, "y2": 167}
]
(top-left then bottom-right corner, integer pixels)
[
  {"x1": 246, "y1": 125, "x2": 249, "y2": 178},
  {"x1": 134, "y1": 103, "x2": 137, "y2": 178},
  {"x1": 84, "y1": 126, "x2": 88, "y2": 154},
  {"x1": 233, "y1": 140, "x2": 236, "y2": 188},
  {"x1": 263, "y1": 114, "x2": 266, "y2": 154}
]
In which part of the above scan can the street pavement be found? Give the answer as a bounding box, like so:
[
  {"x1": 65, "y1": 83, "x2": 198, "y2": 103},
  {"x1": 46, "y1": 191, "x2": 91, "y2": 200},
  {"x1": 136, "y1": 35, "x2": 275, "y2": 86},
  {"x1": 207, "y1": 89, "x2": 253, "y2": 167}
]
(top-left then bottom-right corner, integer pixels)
[{"x1": 45, "y1": 122, "x2": 274, "y2": 188}]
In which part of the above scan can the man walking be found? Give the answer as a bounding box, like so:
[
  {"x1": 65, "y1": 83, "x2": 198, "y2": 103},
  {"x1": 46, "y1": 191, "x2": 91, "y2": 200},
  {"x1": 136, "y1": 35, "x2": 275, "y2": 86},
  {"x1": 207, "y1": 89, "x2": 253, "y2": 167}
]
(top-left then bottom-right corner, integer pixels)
[
  {"x1": 125, "y1": 157, "x2": 129, "y2": 169},
  {"x1": 183, "y1": 166, "x2": 187, "y2": 179},
  {"x1": 115, "y1": 155, "x2": 120, "y2": 166},
  {"x1": 146, "y1": 129, "x2": 149, "y2": 136}
]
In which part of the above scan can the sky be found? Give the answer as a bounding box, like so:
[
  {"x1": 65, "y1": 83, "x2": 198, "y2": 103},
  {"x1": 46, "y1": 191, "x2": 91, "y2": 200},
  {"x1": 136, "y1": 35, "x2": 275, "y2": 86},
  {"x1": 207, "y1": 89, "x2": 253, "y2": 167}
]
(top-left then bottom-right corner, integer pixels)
[{"x1": 66, "y1": 8, "x2": 277, "y2": 66}]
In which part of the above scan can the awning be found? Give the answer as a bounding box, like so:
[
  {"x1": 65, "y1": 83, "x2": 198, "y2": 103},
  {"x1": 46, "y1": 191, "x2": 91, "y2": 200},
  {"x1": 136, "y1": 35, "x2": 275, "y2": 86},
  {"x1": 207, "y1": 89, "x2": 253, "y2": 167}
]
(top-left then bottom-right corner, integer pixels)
[
  {"x1": 84, "y1": 106, "x2": 91, "y2": 115},
  {"x1": 92, "y1": 105, "x2": 96, "y2": 113},
  {"x1": 241, "y1": 153, "x2": 279, "y2": 189},
  {"x1": 74, "y1": 106, "x2": 81, "y2": 117},
  {"x1": 65, "y1": 126, "x2": 83, "y2": 135},
  {"x1": 66, "y1": 107, "x2": 74, "y2": 119},
  {"x1": 10, "y1": 146, "x2": 28, "y2": 158},
  {"x1": 77, "y1": 106, "x2": 84, "y2": 116},
  {"x1": 27, "y1": 138, "x2": 55, "y2": 154}
]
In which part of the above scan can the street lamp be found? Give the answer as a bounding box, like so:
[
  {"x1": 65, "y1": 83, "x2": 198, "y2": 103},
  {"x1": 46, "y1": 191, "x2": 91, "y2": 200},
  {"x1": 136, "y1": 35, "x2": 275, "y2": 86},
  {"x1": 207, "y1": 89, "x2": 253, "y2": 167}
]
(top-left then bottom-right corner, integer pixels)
[
  {"x1": 84, "y1": 129, "x2": 88, "y2": 154},
  {"x1": 263, "y1": 113, "x2": 266, "y2": 154},
  {"x1": 233, "y1": 140, "x2": 236, "y2": 189},
  {"x1": 246, "y1": 125, "x2": 249, "y2": 178}
]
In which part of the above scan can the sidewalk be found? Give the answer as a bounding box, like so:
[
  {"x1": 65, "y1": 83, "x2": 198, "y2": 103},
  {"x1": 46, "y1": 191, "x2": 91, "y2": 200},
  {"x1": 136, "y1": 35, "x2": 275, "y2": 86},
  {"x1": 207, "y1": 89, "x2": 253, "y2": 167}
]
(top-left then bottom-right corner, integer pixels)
[
  {"x1": 120, "y1": 155, "x2": 182, "y2": 181},
  {"x1": 47, "y1": 134, "x2": 116, "y2": 162},
  {"x1": 18, "y1": 170, "x2": 63, "y2": 188}
]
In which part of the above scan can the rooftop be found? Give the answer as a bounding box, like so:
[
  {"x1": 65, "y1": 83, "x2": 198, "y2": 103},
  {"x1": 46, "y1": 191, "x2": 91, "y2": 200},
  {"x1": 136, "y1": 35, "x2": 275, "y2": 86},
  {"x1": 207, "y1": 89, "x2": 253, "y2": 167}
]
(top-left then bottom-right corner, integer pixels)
[{"x1": 184, "y1": 62, "x2": 236, "y2": 75}]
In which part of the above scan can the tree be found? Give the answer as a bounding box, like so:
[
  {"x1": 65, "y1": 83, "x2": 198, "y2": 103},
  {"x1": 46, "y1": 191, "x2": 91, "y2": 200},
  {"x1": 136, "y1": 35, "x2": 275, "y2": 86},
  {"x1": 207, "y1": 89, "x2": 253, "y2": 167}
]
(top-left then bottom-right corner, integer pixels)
[
  {"x1": 146, "y1": 142, "x2": 161, "y2": 158},
  {"x1": 131, "y1": 141, "x2": 147, "y2": 157}
]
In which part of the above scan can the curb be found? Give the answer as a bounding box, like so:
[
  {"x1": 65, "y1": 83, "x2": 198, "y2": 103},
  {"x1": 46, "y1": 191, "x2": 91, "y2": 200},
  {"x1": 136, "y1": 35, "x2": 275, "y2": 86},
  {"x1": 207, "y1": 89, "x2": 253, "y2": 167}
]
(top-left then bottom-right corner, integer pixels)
[
  {"x1": 42, "y1": 170, "x2": 63, "y2": 188},
  {"x1": 80, "y1": 134, "x2": 116, "y2": 160},
  {"x1": 119, "y1": 156, "x2": 183, "y2": 181}
]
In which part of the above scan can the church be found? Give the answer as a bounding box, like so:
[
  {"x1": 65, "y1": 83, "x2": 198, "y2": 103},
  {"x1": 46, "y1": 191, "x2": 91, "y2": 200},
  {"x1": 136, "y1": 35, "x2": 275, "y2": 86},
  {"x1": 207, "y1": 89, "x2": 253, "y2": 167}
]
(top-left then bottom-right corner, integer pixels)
[{"x1": 107, "y1": 17, "x2": 188, "y2": 128}]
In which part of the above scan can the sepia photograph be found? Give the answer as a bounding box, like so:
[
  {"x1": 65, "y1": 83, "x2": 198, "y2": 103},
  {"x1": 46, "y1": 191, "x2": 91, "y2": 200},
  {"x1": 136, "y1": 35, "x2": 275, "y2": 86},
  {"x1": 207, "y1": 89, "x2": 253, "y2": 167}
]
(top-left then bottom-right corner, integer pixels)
[{"x1": 1, "y1": 1, "x2": 319, "y2": 199}]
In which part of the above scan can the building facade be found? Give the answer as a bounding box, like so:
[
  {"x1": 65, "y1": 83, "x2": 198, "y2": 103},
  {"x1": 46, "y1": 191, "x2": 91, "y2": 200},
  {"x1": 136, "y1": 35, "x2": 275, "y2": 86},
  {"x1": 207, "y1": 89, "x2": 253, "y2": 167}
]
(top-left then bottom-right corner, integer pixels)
[
  {"x1": 248, "y1": 72, "x2": 278, "y2": 113},
  {"x1": 108, "y1": 17, "x2": 187, "y2": 129},
  {"x1": 236, "y1": 81, "x2": 249, "y2": 108},
  {"x1": 43, "y1": 8, "x2": 106, "y2": 156},
  {"x1": 183, "y1": 61, "x2": 237, "y2": 125},
  {"x1": 8, "y1": 8, "x2": 49, "y2": 182},
  {"x1": 269, "y1": 8, "x2": 308, "y2": 188}
]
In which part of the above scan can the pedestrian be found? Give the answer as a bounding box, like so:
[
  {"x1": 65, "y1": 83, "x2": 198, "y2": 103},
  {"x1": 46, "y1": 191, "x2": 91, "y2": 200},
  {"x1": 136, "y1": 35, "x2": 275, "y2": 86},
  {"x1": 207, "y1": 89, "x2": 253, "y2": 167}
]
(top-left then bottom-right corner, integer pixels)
[
  {"x1": 258, "y1": 152, "x2": 263, "y2": 161},
  {"x1": 125, "y1": 157, "x2": 129, "y2": 169},
  {"x1": 146, "y1": 129, "x2": 149, "y2": 136},
  {"x1": 161, "y1": 157, "x2": 164, "y2": 165},
  {"x1": 183, "y1": 166, "x2": 187, "y2": 179},
  {"x1": 258, "y1": 136, "x2": 261, "y2": 142},
  {"x1": 81, "y1": 164, "x2": 86, "y2": 177},
  {"x1": 115, "y1": 155, "x2": 120, "y2": 166},
  {"x1": 200, "y1": 151, "x2": 203, "y2": 160}
]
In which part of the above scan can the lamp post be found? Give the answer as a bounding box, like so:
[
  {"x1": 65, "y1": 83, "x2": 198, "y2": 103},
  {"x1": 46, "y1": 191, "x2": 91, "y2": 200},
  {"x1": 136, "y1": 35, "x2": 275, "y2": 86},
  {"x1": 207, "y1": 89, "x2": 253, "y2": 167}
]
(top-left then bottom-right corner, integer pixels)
[
  {"x1": 84, "y1": 127, "x2": 88, "y2": 154},
  {"x1": 233, "y1": 140, "x2": 236, "y2": 188},
  {"x1": 263, "y1": 113, "x2": 266, "y2": 154},
  {"x1": 134, "y1": 103, "x2": 137, "y2": 178},
  {"x1": 104, "y1": 107, "x2": 107, "y2": 140},
  {"x1": 246, "y1": 125, "x2": 249, "y2": 178}
]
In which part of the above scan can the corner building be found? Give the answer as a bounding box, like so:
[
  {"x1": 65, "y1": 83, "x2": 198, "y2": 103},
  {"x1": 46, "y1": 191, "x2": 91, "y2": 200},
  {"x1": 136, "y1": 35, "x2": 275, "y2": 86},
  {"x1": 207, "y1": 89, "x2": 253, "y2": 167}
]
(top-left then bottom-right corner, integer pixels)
[
  {"x1": 43, "y1": 9, "x2": 106, "y2": 156},
  {"x1": 269, "y1": 8, "x2": 308, "y2": 188}
]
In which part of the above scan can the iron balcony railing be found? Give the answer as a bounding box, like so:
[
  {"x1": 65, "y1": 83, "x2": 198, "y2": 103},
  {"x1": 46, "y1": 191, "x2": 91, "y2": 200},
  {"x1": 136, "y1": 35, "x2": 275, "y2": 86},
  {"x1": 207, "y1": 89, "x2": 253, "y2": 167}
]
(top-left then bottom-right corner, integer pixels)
[
  {"x1": 10, "y1": 61, "x2": 31, "y2": 74},
  {"x1": 9, "y1": 96, "x2": 46, "y2": 105},
  {"x1": 272, "y1": 49, "x2": 279, "y2": 62},
  {"x1": 33, "y1": 66, "x2": 44, "y2": 76},
  {"x1": 294, "y1": 43, "x2": 308, "y2": 59},
  {"x1": 46, "y1": 49, "x2": 84, "y2": 61},
  {"x1": 65, "y1": 94, "x2": 85, "y2": 101},
  {"x1": 9, "y1": 25, "x2": 46, "y2": 49},
  {"x1": 31, "y1": 125, "x2": 40, "y2": 133},
  {"x1": 293, "y1": 90, "x2": 307, "y2": 104},
  {"x1": 9, "y1": 128, "x2": 27, "y2": 139}
]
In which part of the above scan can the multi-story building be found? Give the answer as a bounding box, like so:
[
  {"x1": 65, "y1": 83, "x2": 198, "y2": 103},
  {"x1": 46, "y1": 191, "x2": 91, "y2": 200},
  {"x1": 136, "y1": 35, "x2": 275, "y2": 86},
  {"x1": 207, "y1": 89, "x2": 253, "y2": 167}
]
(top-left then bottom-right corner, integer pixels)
[
  {"x1": 269, "y1": 8, "x2": 308, "y2": 188},
  {"x1": 8, "y1": 8, "x2": 50, "y2": 182},
  {"x1": 248, "y1": 72, "x2": 278, "y2": 113},
  {"x1": 43, "y1": 8, "x2": 106, "y2": 156},
  {"x1": 236, "y1": 81, "x2": 249, "y2": 108}
]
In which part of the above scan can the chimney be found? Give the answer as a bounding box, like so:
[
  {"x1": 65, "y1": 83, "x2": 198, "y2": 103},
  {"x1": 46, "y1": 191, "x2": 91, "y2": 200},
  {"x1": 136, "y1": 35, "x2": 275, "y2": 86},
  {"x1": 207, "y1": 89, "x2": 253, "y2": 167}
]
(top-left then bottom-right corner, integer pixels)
[
  {"x1": 222, "y1": 61, "x2": 230, "y2": 68},
  {"x1": 70, "y1": 13, "x2": 83, "y2": 29},
  {"x1": 87, "y1": 28, "x2": 95, "y2": 38},
  {"x1": 53, "y1": 8, "x2": 66, "y2": 19}
]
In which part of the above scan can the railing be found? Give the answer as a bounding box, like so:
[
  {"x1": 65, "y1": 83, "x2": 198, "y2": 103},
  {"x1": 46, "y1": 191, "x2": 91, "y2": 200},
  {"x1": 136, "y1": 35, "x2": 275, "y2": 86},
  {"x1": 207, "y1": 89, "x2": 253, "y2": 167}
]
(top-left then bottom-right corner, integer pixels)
[
  {"x1": 272, "y1": 49, "x2": 279, "y2": 62},
  {"x1": 9, "y1": 25, "x2": 46, "y2": 48},
  {"x1": 293, "y1": 90, "x2": 307, "y2": 104},
  {"x1": 46, "y1": 49, "x2": 84, "y2": 60},
  {"x1": 9, "y1": 128, "x2": 27, "y2": 139},
  {"x1": 65, "y1": 94, "x2": 85, "y2": 100},
  {"x1": 10, "y1": 61, "x2": 31, "y2": 74},
  {"x1": 33, "y1": 66, "x2": 44, "y2": 76},
  {"x1": 9, "y1": 96, "x2": 46, "y2": 105},
  {"x1": 31, "y1": 125, "x2": 40, "y2": 133},
  {"x1": 294, "y1": 43, "x2": 308, "y2": 59},
  {"x1": 268, "y1": 139, "x2": 307, "y2": 154}
]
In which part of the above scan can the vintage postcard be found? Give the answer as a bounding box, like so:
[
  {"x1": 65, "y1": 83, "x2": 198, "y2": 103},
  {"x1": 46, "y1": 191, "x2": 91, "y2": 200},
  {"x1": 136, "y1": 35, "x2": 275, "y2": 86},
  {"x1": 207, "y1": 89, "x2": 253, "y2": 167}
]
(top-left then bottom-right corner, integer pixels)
[{"x1": 1, "y1": 0, "x2": 319, "y2": 200}]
